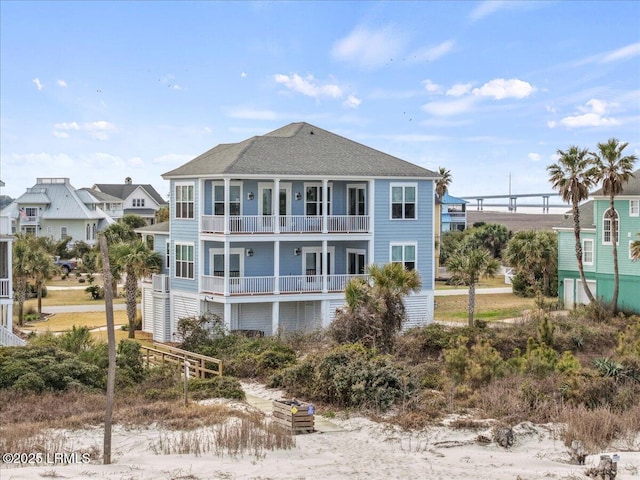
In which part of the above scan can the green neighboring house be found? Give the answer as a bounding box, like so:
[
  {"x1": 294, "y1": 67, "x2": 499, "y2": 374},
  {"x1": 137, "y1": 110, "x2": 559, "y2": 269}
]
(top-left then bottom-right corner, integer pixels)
[{"x1": 555, "y1": 169, "x2": 640, "y2": 313}]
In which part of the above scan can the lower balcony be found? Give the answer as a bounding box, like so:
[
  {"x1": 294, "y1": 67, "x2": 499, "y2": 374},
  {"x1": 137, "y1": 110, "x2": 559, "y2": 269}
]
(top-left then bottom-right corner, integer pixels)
[{"x1": 201, "y1": 274, "x2": 368, "y2": 296}]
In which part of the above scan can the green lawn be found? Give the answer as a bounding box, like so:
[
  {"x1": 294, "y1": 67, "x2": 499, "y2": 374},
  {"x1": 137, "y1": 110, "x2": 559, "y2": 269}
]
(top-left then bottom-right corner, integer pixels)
[{"x1": 434, "y1": 293, "x2": 536, "y2": 323}]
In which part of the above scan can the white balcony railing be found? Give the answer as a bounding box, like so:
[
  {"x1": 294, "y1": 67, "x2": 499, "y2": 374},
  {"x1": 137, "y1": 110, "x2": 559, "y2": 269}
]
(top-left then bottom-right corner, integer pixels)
[
  {"x1": 201, "y1": 215, "x2": 370, "y2": 234},
  {"x1": 200, "y1": 274, "x2": 369, "y2": 295},
  {"x1": 152, "y1": 274, "x2": 170, "y2": 293},
  {"x1": 0, "y1": 279, "x2": 10, "y2": 298},
  {"x1": 0, "y1": 325, "x2": 26, "y2": 347}
]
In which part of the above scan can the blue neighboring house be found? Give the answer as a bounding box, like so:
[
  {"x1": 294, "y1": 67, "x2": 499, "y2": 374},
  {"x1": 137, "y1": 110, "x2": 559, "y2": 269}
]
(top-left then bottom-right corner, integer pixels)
[
  {"x1": 440, "y1": 192, "x2": 468, "y2": 233},
  {"x1": 139, "y1": 122, "x2": 439, "y2": 342}
]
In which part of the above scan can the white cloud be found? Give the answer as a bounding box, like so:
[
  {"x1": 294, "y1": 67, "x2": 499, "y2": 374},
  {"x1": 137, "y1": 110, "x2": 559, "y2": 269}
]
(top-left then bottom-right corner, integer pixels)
[
  {"x1": 446, "y1": 83, "x2": 473, "y2": 97},
  {"x1": 411, "y1": 40, "x2": 455, "y2": 62},
  {"x1": 152, "y1": 153, "x2": 194, "y2": 165},
  {"x1": 557, "y1": 98, "x2": 620, "y2": 128},
  {"x1": 32, "y1": 78, "x2": 43, "y2": 91},
  {"x1": 82, "y1": 121, "x2": 116, "y2": 140},
  {"x1": 547, "y1": 120, "x2": 557, "y2": 128},
  {"x1": 128, "y1": 157, "x2": 144, "y2": 167},
  {"x1": 602, "y1": 42, "x2": 640, "y2": 63},
  {"x1": 422, "y1": 80, "x2": 441, "y2": 94},
  {"x1": 528, "y1": 153, "x2": 541, "y2": 162},
  {"x1": 343, "y1": 95, "x2": 361, "y2": 109},
  {"x1": 240, "y1": 72, "x2": 247, "y2": 78},
  {"x1": 54, "y1": 122, "x2": 80, "y2": 131},
  {"x1": 57, "y1": 79, "x2": 67, "y2": 88},
  {"x1": 331, "y1": 25, "x2": 407, "y2": 68},
  {"x1": 52, "y1": 131, "x2": 69, "y2": 139},
  {"x1": 274, "y1": 73, "x2": 342, "y2": 99},
  {"x1": 422, "y1": 96, "x2": 478, "y2": 116},
  {"x1": 472, "y1": 78, "x2": 535, "y2": 99}
]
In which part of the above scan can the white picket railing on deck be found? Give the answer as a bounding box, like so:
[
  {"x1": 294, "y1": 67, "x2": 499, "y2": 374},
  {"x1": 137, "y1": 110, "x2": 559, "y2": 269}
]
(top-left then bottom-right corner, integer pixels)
[
  {"x1": 0, "y1": 325, "x2": 26, "y2": 347},
  {"x1": 201, "y1": 215, "x2": 370, "y2": 234}
]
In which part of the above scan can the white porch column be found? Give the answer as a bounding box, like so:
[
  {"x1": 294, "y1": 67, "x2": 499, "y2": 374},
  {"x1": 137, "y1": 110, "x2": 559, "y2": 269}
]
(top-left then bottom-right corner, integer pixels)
[
  {"x1": 273, "y1": 240, "x2": 280, "y2": 294},
  {"x1": 223, "y1": 239, "x2": 230, "y2": 296},
  {"x1": 6, "y1": 239, "x2": 13, "y2": 330},
  {"x1": 322, "y1": 179, "x2": 328, "y2": 233},
  {"x1": 272, "y1": 301, "x2": 280, "y2": 336},
  {"x1": 322, "y1": 239, "x2": 328, "y2": 293},
  {"x1": 223, "y1": 177, "x2": 230, "y2": 234},
  {"x1": 224, "y1": 303, "x2": 232, "y2": 331},
  {"x1": 273, "y1": 178, "x2": 280, "y2": 234},
  {"x1": 369, "y1": 179, "x2": 375, "y2": 261}
]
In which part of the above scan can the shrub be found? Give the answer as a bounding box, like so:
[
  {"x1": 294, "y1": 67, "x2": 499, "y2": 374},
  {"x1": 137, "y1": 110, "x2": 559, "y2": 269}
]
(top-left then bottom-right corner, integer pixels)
[
  {"x1": 274, "y1": 344, "x2": 415, "y2": 412},
  {"x1": 444, "y1": 337, "x2": 506, "y2": 387},
  {"x1": 85, "y1": 284, "x2": 104, "y2": 300},
  {"x1": 188, "y1": 377, "x2": 245, "y2": 401}
]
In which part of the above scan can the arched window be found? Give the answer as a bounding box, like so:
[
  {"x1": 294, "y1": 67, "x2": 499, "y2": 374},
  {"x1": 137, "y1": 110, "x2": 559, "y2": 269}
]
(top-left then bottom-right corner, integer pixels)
[
  {"x1": 86, "y1": 224, "x2": 90, "y2": 241},
  {"x1": 602, "y1": 208, "x2": 619, "y2": 245},
  {"x1": 92, "y1": 224, "x2": 97, "y2": 240}
]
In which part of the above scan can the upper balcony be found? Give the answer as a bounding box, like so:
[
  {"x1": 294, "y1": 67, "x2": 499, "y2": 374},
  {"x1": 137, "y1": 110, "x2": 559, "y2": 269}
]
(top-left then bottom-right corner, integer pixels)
[{"x1": 201, "y1": 214, "x2": 370, "y2": 235}]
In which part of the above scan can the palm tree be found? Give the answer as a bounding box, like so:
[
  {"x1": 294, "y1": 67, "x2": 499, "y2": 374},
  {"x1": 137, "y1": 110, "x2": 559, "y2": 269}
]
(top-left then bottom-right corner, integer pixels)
[
  {"x1": 547, "y1": 146, "x2": 598, "y2": 304},
  {"x1": 446, "y1": 245, "x2": 499, "y2": 327},
  {"x1": 367, "y1": 262, "x2": 422, "y2": 351},
  {"x1": 29, "y1": 245, "x2": 58, "y2": 316},
  {"x1": 503, "y1": 230, "x2": 557, "y2": 297},
  {"x1": 112, "y1": 240, "x2": 161, "y2": 338},
  {"x1": 631, "y1": 234, "x2": 640, "y2": 261},
  {"x1": 12, "y1": 234, "x2": 33, "y2": 326},
  {"x1": 592, "y1": 138, "x2": 637, "y2": 312},
  {"x1": 436, "y1": 167, "x2": 452, "y2": 199}
]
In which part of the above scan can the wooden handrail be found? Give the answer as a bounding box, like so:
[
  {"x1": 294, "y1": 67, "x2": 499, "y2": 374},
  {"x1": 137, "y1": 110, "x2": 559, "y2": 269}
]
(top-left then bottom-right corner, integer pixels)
[{"x1": 149, "y1": 342, "x2": 223, "y2": 377}]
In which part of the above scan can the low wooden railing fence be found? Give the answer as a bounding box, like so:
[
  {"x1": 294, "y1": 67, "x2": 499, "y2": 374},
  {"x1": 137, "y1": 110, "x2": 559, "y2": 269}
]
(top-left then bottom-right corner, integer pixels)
[{"x1": 140, "y1": 342, "x2": 223, "y2": 378}]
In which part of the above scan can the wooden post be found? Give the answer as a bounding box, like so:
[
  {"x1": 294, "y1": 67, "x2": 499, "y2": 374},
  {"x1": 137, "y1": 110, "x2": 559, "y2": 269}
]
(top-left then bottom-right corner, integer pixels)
[
  {"x1": 183, "y1": 359, "x2": 190, "y2": 407},
  {"x1": 100, "y1": 234, "x2": 116, "y2": 465}
]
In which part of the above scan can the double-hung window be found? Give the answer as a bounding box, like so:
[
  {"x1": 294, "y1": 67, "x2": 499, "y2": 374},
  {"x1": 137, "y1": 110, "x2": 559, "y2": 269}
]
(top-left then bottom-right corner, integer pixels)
[
  {"x1": 630, "y1": 200, "x2": 639, "y2": 217},
  {"x1": 213, "y1": 184, "x2": 241, "y2": 215},
  {"x1": 175, "y1": 183, "x2": 194, "y2": 219},
  {"x1": 602, "y1": 209, "x2": 619, "y2": 245},
  {"x1": 175, "y1": 243, "x2": 194, "y2": 279},
  {"x1": 582, "y1": 239, "x2": 594, "y2": 265},
  {"x1": 305, "y1": 184, "x2": 332, "y2": 216},
  {"x1": 391, "y1": 184, "x2": 416, "y2": 219},
  {"x1": 391, "y1": 243, "x2": 416, "y2": 271}
]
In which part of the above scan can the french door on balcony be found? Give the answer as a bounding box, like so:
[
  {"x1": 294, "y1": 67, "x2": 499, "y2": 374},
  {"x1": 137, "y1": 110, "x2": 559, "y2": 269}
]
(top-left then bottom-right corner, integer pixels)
[
  {"x1": 259, "y1": 183, "x2": 291, "y2": 231},
  {"x1": 211, "y1": 249, "x2": 244, "y2": 292},
  {"x1": 346, "y1": 249, "x2": 366, "y2": 275},
  {"x1": 302, "y1": 247, "x2": 335, "y2": 288},
  {"x1": 347, "y1": 185, "x2": 366, "y2": 216}
]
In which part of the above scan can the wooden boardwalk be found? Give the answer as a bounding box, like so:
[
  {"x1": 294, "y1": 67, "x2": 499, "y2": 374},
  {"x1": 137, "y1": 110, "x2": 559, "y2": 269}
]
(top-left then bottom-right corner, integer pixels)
[{"x1": 140, "y1": 342, "x2": 223, "y2": 378}]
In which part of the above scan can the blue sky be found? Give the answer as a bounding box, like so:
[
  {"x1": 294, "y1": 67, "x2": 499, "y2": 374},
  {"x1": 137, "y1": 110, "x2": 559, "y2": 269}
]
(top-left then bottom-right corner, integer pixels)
[{"x1": 1, "y1": 1, "x2": 639, "y2": 203}]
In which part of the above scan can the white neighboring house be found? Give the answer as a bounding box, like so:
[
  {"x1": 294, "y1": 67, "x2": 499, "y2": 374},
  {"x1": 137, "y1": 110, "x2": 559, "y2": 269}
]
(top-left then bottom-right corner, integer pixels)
[
  {"x1": 93, "y1": 177, "x2": 167, "y2": 225},
  {"x1": 1, "y1": 178, "x2": 116, "y2": 247},
  {"x1": 0, "y1": 179, "x2": 25, "y2": 346}
]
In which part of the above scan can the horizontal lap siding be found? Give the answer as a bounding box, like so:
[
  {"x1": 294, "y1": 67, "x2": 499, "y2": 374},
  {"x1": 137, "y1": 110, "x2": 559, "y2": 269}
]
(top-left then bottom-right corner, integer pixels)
[
  {"x1": 557, "y1": 230, "x2": 596, "y2": 272},
  {"x1": 372, "y1": 179, "x2": 434, "y2": 291},
  {"x1": 170, "y1": 179, "x2": 199, "y2": 294},
  {"x1": 142, "y1": 288, "x2": 153, "y2": 333},
  {"x1": 171, "y1": 293, "x2": 200, "y2": 340},
  {"x1": 238, "y1": 303, "x2": 272, "y2": 335},
  {"x1": 403, "y1": 293, "x2": 433, "y2": 329}
]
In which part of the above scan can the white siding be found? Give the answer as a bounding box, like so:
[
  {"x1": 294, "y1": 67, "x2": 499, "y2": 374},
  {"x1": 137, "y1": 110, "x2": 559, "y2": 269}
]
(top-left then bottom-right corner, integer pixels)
[
  {"x1": 171, "y1": 293, "x2": 200, "y2": 341},
  {"x1": 403, "y1": 293, "x2": 433, "y2": 329},
  {"x1": 328, "y1": 299, "x2": 345, "y2": 323},
  {"x1": 237, "y1": 303, "x2": 272, "y2": 335},
  {"x1": 153, "y1": 294, "x2": 171, "y2": 342},
  {"x1": 142, "y1": 287, "x2": 153, "y2": 333}
]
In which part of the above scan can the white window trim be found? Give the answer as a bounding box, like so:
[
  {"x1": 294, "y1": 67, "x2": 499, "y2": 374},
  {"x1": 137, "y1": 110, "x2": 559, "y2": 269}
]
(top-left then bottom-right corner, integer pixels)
[
  {"x1": 630, "y1": 199, "x2": 639, "y2": 217},
  {"x1": 390, "y1": 182, "x2": 418, "y2": 221},
  {"x1": 346, "y1": 248, "x2": 366, "y2": 275},
  {"x1": 165, "y1": 240, "x2": 171, "y2": 271},
  {"x1": 602, "y1": 208, "x2": 619, "y2": 246},
  {"x1": 210, "y1": 248, "x2": 245, "y2": 277},
  {"x1": 175, "y1": 242, "x2": 195, "y2": 280},
  {"x1": 389, "y1": 241, "x2": 417, "y2": 270},
  {"x1": 347, "y1": 183, "x2": 367, "y2": 216},
  {"x1": 60, "y1": 226, "x2": 68, "y2": 240},
  {"x1": 304, "y1": 182, "x2": 332, "y2": 216},
  {"x1": 301, "y1": 246, "x2": 335, "y2": 275},
  {"x1": 212, "y1": 181, "x2": 243, "y2": 216},
  {"x1": 174, "y1": 181, "x2": 195, "y2": 220},
  {"x1": 258, "y1": 182, "x2": 292, "y2": 216},
  {"x1": 582, "y1": 239, "x2": 594, "y2": 266}
]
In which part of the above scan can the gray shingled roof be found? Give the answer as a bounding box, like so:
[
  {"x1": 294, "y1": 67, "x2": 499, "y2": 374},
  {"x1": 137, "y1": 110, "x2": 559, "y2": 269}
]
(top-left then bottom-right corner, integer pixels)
[
  {"x1": 93, "y1": 183, "x2": 167, "y2": 205},
  {"x1": 591, "y1": 169, "x2": 640, "y2": 196},
  {"x1": 163, "y1": 122, "x2": 439, "y2": 179},
  {"x1": 78, "y1": 188, "x2": 123, "y2": 204},
  {"x1": 554, "y1": 201, "x2": 596, "y2": 229}
]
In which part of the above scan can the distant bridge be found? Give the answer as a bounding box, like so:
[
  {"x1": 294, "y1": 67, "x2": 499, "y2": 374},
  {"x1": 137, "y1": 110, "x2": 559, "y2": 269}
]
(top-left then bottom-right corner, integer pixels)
[{"x1": 461, "y1": 193, "x2": 567, "y2": 213}]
